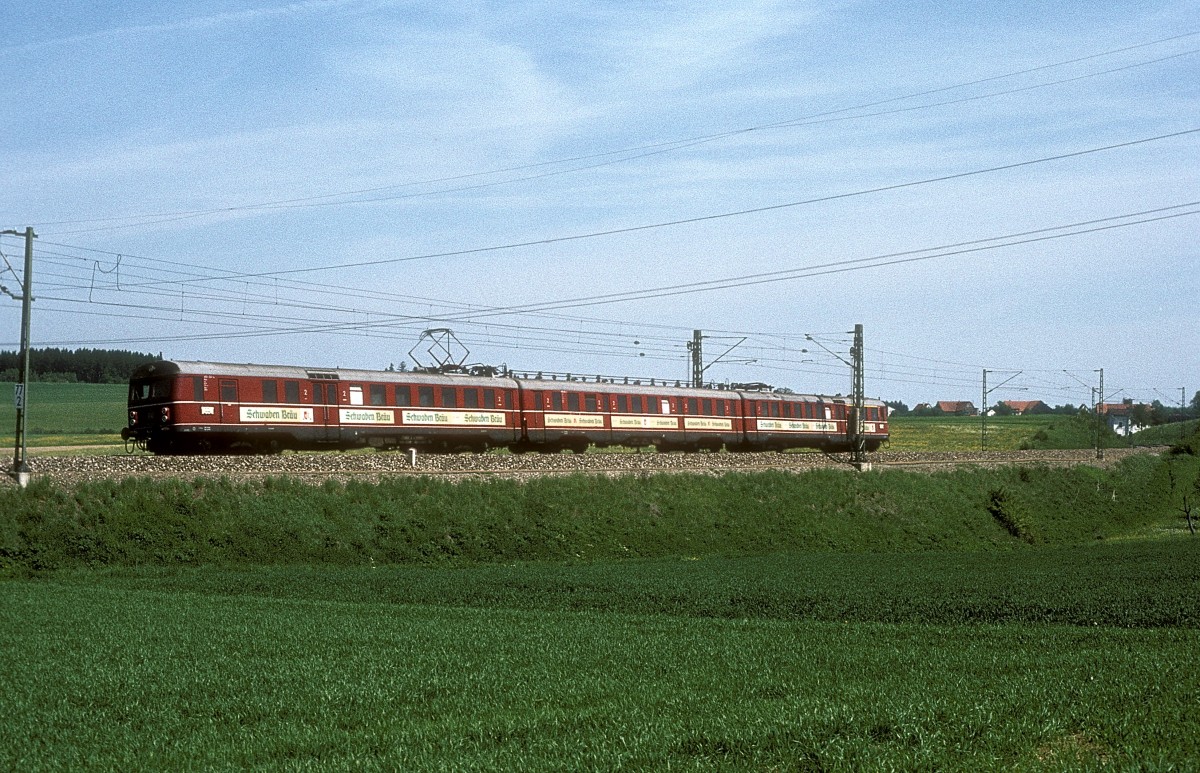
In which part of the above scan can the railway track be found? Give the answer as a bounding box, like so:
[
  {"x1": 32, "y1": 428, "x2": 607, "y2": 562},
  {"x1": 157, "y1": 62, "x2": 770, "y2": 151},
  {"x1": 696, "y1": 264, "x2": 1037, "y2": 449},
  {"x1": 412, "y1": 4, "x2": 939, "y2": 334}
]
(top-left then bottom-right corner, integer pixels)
[{"x1": 18, "y1": 447, "x2": 1160, "y2": 485}]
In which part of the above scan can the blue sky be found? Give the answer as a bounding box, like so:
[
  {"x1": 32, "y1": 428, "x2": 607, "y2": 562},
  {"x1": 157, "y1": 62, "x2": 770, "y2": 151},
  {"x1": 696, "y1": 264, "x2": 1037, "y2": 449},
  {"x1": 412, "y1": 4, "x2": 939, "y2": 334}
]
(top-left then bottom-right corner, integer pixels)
[{"x1": 2, "y1": 0, "x2": 1197, "y2": 407}]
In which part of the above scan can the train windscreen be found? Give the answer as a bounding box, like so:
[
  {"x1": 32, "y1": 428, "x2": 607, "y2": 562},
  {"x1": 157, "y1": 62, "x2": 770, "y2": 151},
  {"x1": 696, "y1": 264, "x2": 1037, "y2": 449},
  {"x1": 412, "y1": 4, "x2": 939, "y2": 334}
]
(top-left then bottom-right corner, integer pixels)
[{"x1": 129, "y1": 377, "x2": 172, "y2": 404}]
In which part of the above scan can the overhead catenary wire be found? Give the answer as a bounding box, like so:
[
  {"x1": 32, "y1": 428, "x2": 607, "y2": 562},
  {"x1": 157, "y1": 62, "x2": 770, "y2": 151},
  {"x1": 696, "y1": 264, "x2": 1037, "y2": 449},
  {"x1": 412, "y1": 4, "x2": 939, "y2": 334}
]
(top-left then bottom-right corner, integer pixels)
[{"x1": 25, "y1": 32, "x2": 1199, "y2": 234}]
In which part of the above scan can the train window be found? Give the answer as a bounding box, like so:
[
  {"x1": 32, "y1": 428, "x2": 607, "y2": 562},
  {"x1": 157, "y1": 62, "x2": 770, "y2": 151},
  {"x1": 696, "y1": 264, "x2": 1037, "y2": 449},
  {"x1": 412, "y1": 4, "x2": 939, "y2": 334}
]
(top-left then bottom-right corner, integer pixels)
[
  {"x1": 349, "y1": 385, "x2": 365, "y2": 406},
  {"x1": 395, "y1": 386, "x2": 411, "y2": 406},
  {"x1": 464, "y1": 389, "x2": 479, "y2": 409},
  {"x1": 441, "y1": 388, "x2": 457, "y2": 408},
  {"x1": 220, "y1": 380, "x2": 237, "y2": 402},
  {"x1": 585, "y1": 394, "x2": 597, "y2": 411},
  {"x1": 703, "y1": 399, "x2": 712, "y2": 416},
  {"x1": 715, "y1": 400, "x2": 725, "y2": 416},
  {"x1": 549, "y1": 392, "x2": 561, "y2": 410},
  {"x1": 369, "y1": 384, "x2": 386, "y2": 406},
  {"x1": 567, "y1": 393, "x2": 580, "y2": 411},
  {"x1": 418, "y1": 387, "x2": 434, "y2": 407},
  {"x1": 686, "y1": 398, "x2": 697, "y2": 415},
  {"x1": 284, "y1": 381, "x2": 300, "y2": 404},
  {"x1": 262, "y1": 380, "x2": 278, "y2": 403},
  {"x1": 193, "y1": 376, "x2": 204, "y2": 401},
  {"x1": 616, "y1": 395, "x2": 628, "y2": 413},
  {"x1": 660, "y1": 399, "x2": 671, "y2": 415}
]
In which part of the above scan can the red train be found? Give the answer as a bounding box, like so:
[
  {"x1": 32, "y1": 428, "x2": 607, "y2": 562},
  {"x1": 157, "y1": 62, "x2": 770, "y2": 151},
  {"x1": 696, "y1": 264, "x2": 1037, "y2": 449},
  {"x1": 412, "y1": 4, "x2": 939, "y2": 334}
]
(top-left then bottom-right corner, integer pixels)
[{"x1": 122, "y1": 360, "x2": 889, "y2": 455}]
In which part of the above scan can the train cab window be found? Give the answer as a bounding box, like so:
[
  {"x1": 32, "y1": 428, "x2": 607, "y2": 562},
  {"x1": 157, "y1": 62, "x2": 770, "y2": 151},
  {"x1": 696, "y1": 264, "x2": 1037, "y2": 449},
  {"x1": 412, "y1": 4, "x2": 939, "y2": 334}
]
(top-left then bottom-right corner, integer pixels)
[
  {"x1": 395, "y1": 386, "x2": 411, "y2": 406},
  {"x1": 567, "y1": 393, "x2": 580, "y2": 411},
  {"x1": 585, "y1": 394, "x2": 597, "y2": 412},
  {"x1": 418, "y1": 387, "x2": 434, "y2": 407},
  {"x1": 284, "y1": 381, "x2": 300, "y2": 404},
  {"x1": 262, "y1": 380, "x2": 278, "y2": 403},
  {"x1": 464, "y1": 389, "x2": 479, "y2": 409},
  {"x1": 369, "y1": 384, "x2": 386, "y2": 406},
  {"x1": 441, "y1": 388, "x2": 457, "y2": 408}
]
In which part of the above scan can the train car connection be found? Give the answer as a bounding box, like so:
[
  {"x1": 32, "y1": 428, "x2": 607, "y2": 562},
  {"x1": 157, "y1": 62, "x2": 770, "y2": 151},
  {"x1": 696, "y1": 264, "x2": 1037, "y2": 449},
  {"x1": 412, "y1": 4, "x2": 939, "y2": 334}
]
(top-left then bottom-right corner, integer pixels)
[{"x1": 123, "y1": 360, "x2": 889, "y2": 455}]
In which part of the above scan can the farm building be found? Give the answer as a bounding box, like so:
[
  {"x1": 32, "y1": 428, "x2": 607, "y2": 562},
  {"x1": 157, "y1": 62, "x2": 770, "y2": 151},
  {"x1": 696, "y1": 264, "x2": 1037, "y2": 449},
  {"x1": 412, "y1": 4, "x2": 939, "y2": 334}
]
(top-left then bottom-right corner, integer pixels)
[{"x1": 1001, "y1": 400, "x2": 1052, "y2": 415}]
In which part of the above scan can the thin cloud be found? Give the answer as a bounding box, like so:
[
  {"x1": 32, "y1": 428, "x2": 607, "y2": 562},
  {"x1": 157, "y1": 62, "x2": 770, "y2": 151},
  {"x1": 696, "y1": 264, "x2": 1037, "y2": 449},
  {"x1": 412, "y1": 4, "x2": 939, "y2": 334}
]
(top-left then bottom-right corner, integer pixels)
[{"x1": 0, "y1": 0, "x2": 395, "y2": 54}]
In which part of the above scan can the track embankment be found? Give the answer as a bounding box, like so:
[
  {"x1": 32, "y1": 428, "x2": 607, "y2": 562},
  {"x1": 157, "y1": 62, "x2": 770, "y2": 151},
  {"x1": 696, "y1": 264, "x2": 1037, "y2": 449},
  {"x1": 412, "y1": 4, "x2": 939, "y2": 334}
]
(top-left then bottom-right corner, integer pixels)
[{"x1": 19, "y1": 447, "x2": 1159, "y2": 485}]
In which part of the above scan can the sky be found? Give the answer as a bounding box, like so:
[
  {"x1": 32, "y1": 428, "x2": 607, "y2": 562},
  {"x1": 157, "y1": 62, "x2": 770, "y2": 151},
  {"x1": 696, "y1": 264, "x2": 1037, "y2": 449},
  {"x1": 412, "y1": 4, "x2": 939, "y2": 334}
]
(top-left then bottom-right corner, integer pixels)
[{"x1": 2, "y1": 0, "x2": 1198, "y2": 408}]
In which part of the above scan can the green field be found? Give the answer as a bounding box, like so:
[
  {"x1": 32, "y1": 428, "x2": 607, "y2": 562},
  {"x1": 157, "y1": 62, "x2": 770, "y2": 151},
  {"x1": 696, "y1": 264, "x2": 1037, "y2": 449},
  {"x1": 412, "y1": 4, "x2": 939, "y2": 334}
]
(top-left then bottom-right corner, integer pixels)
[
  {"x1": 3, "y1": 550, "x2": 1197, "y2": 771},
  {"x1": 0, "y1": 382, "x2": 127, "y2": 447},
  {"x1": 3, "y1": 450, "x2": 1200, "y2": 769}
]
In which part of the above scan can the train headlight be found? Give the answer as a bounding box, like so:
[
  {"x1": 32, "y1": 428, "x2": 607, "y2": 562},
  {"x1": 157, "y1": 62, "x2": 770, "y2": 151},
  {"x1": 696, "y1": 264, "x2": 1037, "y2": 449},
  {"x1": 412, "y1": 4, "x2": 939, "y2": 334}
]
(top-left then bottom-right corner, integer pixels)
[
  {"x1": 129, "y1": 411, "x2": 137, "y2": 426},
  {"x1": 161, "y1": 406, "x2": 171, "y2": 423}
]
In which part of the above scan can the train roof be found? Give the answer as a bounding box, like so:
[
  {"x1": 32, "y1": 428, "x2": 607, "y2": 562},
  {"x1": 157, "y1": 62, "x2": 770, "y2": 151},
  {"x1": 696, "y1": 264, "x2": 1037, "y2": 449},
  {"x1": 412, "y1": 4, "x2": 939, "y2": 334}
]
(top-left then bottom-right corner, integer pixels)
[
  {"x1": 129, "y1": 360, "x2": 885, "y2": 405},
  {"x1": 128, "y1": 360, "x2": 516, "y2": 387}
]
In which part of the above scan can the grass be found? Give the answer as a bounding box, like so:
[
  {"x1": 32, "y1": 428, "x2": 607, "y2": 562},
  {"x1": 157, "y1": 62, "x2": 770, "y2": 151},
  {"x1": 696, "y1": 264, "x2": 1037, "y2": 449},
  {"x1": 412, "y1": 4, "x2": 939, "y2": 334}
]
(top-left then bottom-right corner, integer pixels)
[
  {"x1": 0, "y1": 382, "x2": 127, "y2": 449},
  {"x1": 3, "y1": 554, "x2": 1198, "y2": 771},
  {"x1": 2, "y1": 453, "x2": 1189, "y2": 573},
  {"x1": 3, "y1": 452, "x2": 1199, "y2": 768},
  {"x1": 885, "y1": 414, "x2": 1075, "y2": 451}
]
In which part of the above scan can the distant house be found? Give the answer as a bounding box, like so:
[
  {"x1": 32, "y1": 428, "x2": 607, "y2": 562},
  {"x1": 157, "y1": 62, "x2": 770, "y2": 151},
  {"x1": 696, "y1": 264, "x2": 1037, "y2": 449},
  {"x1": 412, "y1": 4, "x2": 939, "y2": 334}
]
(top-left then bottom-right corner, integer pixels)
[
  {"x1": 1098, "y1": 401, "x2": 1148, "y2": 437},
  {"x1": 1001, "y1": 399, "x2": 1051, "y2": 415},
  {"x1": 937, "y1": 401, "x2": 978, "y2": 416}
]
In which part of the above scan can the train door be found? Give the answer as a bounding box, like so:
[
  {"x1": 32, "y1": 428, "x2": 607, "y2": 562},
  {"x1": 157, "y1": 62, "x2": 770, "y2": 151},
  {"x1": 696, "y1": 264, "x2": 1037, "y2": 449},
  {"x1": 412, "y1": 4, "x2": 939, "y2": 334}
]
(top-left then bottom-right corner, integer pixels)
[
  {"x1": 218, "y1": 379, "x2": 239, "y2": 423},
  {"x1": 314, "y1": 381, "x2": 341, "y2": 442}
]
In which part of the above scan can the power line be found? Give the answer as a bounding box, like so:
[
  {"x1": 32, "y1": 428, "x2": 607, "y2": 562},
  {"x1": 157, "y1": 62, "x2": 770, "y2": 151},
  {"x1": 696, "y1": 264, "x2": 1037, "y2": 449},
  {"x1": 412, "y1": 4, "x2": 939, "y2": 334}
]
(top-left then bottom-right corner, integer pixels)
[
  {"x1": 43, "y1": 129, "x2": 1200, "y2": 287},
  {"x1": 29, "y1": 33, "x2": 1199, "y2": 234}
]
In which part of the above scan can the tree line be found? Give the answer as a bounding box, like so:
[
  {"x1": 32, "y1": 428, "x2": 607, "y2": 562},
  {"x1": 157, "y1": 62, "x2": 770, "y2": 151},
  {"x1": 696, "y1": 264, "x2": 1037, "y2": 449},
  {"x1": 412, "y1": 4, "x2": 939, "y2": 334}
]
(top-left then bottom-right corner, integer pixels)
[{"x1": 0, "y1": 348, "x2": 159, "y2": 384}]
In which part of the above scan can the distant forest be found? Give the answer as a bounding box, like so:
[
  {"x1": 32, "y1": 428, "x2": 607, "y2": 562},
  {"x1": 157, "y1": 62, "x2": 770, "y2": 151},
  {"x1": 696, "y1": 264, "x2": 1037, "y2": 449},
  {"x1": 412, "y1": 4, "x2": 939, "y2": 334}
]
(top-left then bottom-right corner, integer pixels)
[{"x1": 0, "y1": 348, "x2": 159, "y2": 384}]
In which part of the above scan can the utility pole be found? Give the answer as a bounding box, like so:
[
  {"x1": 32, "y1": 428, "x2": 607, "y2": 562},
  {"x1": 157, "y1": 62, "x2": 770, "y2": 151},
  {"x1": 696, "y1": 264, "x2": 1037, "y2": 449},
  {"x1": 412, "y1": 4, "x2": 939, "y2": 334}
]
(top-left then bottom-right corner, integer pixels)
[
  {"x1": 3, "y1": 227, "x2": 36, "y2": 487},
  {"x1": 850, "y1": 323, "x2": 867, "y2": 470},
  {"x1": 982, "y1": 369, "x2": 988, "y2": 451},
  {"x1": 688, "y1": 330, "x2": 703, "y2": 388},
  {"x1": 1096, "y1": 368, "x2": 1105, "y2": 460},
  {"x1": 688, "y1": 331, "x2": 749, "y2": 388}
]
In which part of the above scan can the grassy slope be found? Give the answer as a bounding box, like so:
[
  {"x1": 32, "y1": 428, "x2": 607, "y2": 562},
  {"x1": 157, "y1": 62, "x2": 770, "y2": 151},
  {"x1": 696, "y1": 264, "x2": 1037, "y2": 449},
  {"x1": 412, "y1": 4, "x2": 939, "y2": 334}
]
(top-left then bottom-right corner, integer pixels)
[{"x1": 2, "y1": 453, "x2": 1189, "y2": 573}]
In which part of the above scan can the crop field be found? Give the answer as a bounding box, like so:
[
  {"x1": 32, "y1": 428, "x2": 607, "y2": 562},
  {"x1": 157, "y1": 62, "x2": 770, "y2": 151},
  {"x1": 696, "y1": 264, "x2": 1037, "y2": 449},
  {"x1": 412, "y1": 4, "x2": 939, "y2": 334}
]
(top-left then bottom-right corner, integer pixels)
[
  {"x1": 0, "y1": 382, "x2": 126, "y2": 447},
  {"x1": 885, "y1": 414, "x2": 1066, "y2": 451},
  {"x1": 2, "y1": 446, "x2": 1200, "y2": 769},
  {"x1": 2, "y1": 552, "x2": 1197, "y2": 771}
]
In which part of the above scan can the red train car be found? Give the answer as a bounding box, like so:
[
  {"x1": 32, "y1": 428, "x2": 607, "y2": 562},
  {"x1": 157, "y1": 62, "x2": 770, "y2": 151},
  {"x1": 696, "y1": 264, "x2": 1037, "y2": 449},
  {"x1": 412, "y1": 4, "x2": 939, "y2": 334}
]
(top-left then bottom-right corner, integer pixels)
[{"x1": 123, "y1": 360, "x2": 889, "y2": 455}]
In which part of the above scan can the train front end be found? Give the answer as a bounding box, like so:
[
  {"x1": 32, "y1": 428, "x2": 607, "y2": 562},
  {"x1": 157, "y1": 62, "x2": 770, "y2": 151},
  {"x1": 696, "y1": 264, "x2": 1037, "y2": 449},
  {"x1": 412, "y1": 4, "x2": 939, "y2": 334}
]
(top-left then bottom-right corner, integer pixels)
[{"x1": 122, "y1": 361, "x2": 181, "y2": 453}]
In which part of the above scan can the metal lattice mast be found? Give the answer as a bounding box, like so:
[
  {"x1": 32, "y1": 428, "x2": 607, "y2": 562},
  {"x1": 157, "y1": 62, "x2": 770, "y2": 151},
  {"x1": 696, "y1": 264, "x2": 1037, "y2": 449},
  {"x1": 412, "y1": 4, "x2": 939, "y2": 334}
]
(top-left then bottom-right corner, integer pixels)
[{"x1": 851, "y1": 323, "x2": 866, "y2": 467}]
